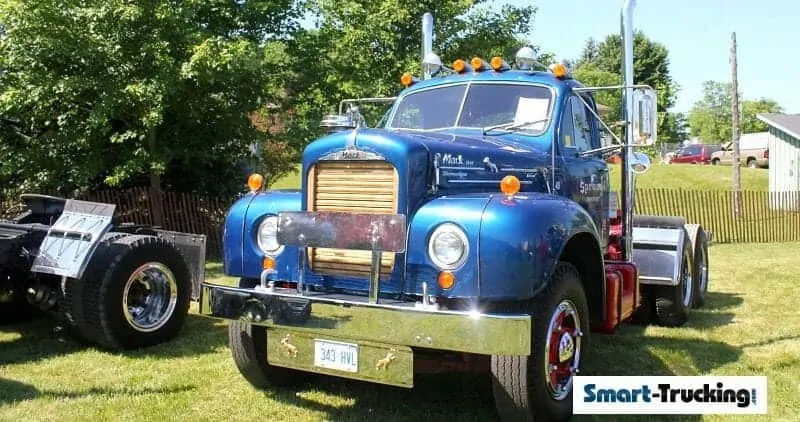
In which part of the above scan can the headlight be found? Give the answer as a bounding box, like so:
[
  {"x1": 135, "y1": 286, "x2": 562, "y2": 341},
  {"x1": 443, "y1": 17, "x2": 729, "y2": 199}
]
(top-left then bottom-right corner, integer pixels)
[
  {"x1": 256, "y1": 215, "x2": 283, "y2": 255},
  {"x1": 428, "y1": 223, "x2": 468, "y2": 270}
]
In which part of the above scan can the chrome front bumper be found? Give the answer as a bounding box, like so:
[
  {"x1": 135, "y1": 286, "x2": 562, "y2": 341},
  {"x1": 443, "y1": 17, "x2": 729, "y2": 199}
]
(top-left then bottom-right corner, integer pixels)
[{"x1": 199, "y1": 282, "x2": 532, "y2": 357}]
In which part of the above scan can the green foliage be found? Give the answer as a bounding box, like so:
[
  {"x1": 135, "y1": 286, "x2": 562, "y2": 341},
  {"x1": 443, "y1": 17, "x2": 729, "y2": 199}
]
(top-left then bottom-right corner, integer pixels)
[
  {"x1": 283, "y1": 0, "x2": 538, "y2": 141},
  {"x1": 741, "y1": 98, "x2": 783, "y2": 133},
  {"x1": 0, "y1": 0, "x2": 300, "y2": 199},
  {"x1": 573, "y1": 31, "x2": 685, "y2": 143},
  {"x1": 687, "y1": 81, "x2": 783, "y2": 143}
]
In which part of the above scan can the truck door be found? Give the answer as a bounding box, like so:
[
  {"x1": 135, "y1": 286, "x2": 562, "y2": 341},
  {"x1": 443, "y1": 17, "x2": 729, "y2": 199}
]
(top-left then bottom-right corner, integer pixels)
[{"x1": 556, "y1": 93, "x2": 610, "y2": 246}]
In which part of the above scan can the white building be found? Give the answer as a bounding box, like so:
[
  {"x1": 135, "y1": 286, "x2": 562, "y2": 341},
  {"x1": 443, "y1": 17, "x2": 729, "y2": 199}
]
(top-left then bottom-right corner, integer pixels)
[{"x1": 756, "y1": 113, "x2": 800, "y2": 211}]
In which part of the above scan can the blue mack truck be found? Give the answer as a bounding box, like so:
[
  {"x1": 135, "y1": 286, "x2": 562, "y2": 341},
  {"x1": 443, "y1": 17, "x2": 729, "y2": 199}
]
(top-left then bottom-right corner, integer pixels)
[{"x1": 199, "y1": 2, "x2": 710, "y2": 420}]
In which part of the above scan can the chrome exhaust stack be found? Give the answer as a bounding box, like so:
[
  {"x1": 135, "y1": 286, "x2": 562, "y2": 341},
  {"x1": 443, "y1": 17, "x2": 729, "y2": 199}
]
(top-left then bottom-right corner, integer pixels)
[
  {"x1": 422, "y1": 12, "x2": 434, "y2": 79},
  {"x1": 620, "y1": 0, "x2": 637, "y2": 262}
]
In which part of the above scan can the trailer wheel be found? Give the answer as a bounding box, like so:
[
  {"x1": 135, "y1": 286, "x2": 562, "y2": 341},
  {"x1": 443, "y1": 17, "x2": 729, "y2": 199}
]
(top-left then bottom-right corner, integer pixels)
[
  {"x1": 491, "y1": 262, "x2": 590, "y2": 422},
  {"x1": 228, "y1": 320, "x2": 306, "y2": 388},
  {"x1": 652, "y1": 234, "x2": 693, "y2": 327},
  {"x1": 685, "y1": 224, "x2": 709, "y2": 309},
  {"x1": 59, "y1": 232, "x2": 128, "y2": 342},
  {"x1": 71, "y1": 234, "x2": 191, "y2": 350}
]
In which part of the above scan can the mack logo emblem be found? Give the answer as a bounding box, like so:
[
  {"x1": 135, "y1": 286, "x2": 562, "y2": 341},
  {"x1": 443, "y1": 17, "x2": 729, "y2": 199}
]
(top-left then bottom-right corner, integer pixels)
[
  {"x1": 436, "y1": 152, "x2": 474, "y2": 167},
  {"x1": 320, "y1": 149, "x2": 384, "y2": 161}
]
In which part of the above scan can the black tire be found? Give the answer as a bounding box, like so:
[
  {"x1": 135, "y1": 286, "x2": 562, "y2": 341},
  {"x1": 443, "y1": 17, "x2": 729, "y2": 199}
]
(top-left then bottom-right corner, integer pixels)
[
  {"x1": 685, "y1": 224, "x2": 709, "y2": 309},
  {"x1": 652, "y1": 232, "x2": 693, "y2": 327},
  {"x1": 58, "y1": 232, "x2": 128, "y2": 343},
  {"x1": 228, "y1": 320, "x2": 306, "y2": 389},
  {"x1": 711, "y1": 159, "x2": 719, "y2": 166},
  {"x1": 747, "y1": 158, "x2": 757, "y2": 168},
  {"x1": 491, "y1": 262, "x2": 590, "y2": 422},
  {"x1": 70, "y1": 234, "x2": 192, "y2": 350}
]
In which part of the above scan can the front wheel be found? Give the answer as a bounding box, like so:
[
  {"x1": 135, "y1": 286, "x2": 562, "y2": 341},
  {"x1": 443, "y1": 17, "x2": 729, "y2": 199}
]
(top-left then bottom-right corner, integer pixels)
[
  {"x1": 491, "y1": 262, "x2": 590, "y2": 422},
  {"x1": 228, "y1": 321, "x2": 307, "y2": 389}
]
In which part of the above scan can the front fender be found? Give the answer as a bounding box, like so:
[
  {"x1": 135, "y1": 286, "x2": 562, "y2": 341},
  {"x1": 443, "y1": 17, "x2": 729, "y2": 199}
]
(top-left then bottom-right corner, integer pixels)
[
  {"x1": 404, "y1": 194, "x2": 489, "y2": 298},
  {"x1": 222, "y1": 190, "x2": 301, "y2": 280},
  {"x1": 479, "y1": 192, "x2": 601, "y2": 300}
]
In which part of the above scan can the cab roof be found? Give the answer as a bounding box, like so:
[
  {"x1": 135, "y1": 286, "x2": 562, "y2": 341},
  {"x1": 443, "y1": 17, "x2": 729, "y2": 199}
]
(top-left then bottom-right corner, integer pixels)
[{"x1": 399, "y1": 69, "x2": 587, "y2": 95}]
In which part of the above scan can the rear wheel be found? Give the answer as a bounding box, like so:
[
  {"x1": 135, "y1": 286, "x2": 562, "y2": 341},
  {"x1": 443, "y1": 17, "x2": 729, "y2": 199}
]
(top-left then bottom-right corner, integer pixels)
[
  {"x1": 711, "y1": 158, "x2": 719, "y2": 165},
  {"x1": 685, "y1": 225, "x2": 709, "y2": 309},
  {"x1": 491, "y1": 262, "x2": 590, "y2": 422},
  {"x1": 747, "y1": 158, "x2": 758, "y2": 168},
  {"x1": 652, "y1": 232, "x2": 693, "y2": 327},
  {"x1": 70, "y1": 234, "x2": 192, "y2": 350}
]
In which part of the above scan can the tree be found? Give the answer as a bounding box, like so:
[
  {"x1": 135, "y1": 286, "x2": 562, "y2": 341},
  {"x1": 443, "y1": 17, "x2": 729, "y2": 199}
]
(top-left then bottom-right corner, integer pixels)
[
  {"x1": 686, "y1": 81, "x2": 782, "y2": 143},
  {"x1": 282, "y1": 1, "x2": 538, "y2": 141},
  {"x1": 0, "y1": 1, "x2": 301, "y2": 199},
  {"x1": 741, "y1": 98, "x2": 783, "y2": 133},
  {"x1": 574, "y1": 31, "x2": 679, "y2": 140}
]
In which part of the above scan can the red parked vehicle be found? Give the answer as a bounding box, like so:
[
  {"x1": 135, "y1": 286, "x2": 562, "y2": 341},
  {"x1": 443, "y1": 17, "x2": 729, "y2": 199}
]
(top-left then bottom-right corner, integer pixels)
[{"x1": 669, "y1": 144, "x2": 722, "y2": 164}]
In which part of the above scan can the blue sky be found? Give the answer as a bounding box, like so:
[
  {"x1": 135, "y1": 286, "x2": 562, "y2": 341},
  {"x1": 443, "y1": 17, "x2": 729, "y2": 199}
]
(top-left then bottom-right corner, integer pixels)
[{"x1": 514, "y1": 0, "x2": 799, "y2": 114}]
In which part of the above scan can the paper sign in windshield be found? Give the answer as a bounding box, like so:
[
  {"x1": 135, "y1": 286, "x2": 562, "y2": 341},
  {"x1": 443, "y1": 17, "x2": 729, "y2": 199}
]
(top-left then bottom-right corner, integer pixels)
[{"x1": 514, "y1": 97, "x2": 549, "y2": 130}]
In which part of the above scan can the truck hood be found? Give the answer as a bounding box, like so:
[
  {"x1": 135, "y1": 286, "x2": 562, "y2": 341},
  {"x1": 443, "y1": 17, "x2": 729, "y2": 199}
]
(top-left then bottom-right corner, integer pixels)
[{"x1": 302, "y1": 128, "x2": 554, "y2": 207}]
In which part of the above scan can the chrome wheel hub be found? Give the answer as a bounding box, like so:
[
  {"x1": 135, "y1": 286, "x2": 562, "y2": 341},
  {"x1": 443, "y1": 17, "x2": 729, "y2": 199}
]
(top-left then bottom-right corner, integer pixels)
[
  {"x1": 122, "y1": 262, "x2": 178, "y2": 333},
  {"x1": 543, "y1": 300, "x2": 582, "y2": 401}
]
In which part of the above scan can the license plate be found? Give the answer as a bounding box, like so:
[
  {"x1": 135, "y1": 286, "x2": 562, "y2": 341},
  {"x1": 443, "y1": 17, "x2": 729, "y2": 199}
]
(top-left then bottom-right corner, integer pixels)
[{"x1": 313, "y1": 339, "x2": 359, "y2": 373}]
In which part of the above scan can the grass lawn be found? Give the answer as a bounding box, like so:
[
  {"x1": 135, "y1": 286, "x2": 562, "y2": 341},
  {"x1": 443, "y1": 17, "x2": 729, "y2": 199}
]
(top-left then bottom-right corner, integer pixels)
[
  {"x1": 269, "y1": 163, "x2": 768, "y2": 192},
  {"x1": 2, "y1": 243, "x2": 799, "y2": 421}
]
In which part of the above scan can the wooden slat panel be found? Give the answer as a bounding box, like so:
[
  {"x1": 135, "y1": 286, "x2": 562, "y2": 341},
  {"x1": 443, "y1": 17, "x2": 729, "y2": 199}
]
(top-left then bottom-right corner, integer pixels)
[{"x1": 307, "y1": 161, "x2": 399, "y2": 278}]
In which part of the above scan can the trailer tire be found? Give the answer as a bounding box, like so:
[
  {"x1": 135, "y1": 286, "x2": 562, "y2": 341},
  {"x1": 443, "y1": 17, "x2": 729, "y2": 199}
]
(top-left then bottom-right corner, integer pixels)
[
  {"x1": 59, "y1": 232, "x2": 128, "y2": 343},
  {"x1": 228, "y1": 320, "x2": 307, "y2": 389},
  {"x1": 652, "y1": 233, "x2": 693, "y2": 327},
  {"x1": 71, "y1": 234, "x2": 191, "y2": 350},
  {"x1": 685, "y1": 224, "x2": 709, "y2": 309},
  {"x1": 491, "y1": 262, "x2": 590, "y2": 422}
]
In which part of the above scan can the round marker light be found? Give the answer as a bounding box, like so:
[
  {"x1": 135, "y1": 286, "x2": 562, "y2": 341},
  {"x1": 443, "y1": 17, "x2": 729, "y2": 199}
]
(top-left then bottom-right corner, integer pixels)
[
  {"x1": 438, "y1": 271, "x2": 455, "y2": 290},
  {"x1": 453, "y1": 59, "x2": 467, "y2": 73},
  {"x1": 247, "y1": 173, "x2": 264, "y2": 192},
  {"x1": 490, "y1": 56, "x2": 504, "y2": 71},
  {"x1": 500, "y1": 175, "x2": 521, "y2": 196},
  {"x1": 263, "y1": 256, "x2": 276, "y2": 270},
  {"x1": 401, "y1": 72, "x2": 414, "y2": 87},
  {"x1": 550, "y1": 63, "x2": 568, "y2": 78},
  {"x1": 471, "y1": 56, "x2": 484, "y2": 71},
  {"x1": 257, "y1": 215, "x2": 283, "y2": 255}
]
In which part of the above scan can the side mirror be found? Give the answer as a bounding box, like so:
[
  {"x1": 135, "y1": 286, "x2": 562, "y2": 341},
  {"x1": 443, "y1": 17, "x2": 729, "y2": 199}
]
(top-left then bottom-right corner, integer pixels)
[
  {"x1": 632, "y1": 88, "x2": 657, "y2": 145},
  {"x1": 630, "y1": 151, "x2": 651, "y2": 174}
]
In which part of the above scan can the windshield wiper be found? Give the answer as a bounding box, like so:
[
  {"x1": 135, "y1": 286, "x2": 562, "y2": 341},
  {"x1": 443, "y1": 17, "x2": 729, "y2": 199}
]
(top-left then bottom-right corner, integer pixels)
[{"x1": 482, "y1": 118, "x2": 550, "y2": 136}]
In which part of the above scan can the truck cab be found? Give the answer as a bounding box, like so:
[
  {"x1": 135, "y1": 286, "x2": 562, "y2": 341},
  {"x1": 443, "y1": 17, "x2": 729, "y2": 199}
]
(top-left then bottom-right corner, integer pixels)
[{"x1": 199, "y1": 7, "x2": 710, "y2": 422}]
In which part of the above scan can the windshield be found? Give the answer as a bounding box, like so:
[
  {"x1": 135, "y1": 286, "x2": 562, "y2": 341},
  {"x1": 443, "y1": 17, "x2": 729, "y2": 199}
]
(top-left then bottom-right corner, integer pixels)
[{"x1": 388, "y1": 83, "x2": 553, "y2": 134}]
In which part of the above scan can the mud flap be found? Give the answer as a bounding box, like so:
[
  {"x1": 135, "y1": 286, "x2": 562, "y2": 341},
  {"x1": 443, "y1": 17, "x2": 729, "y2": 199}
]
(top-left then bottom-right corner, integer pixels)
[
  {"x1": 153, "y1": 229, "x2": 207, "y2": 301},
  {"x1": 31, "y1": 199, "x2": 115, "y2": 279}
]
